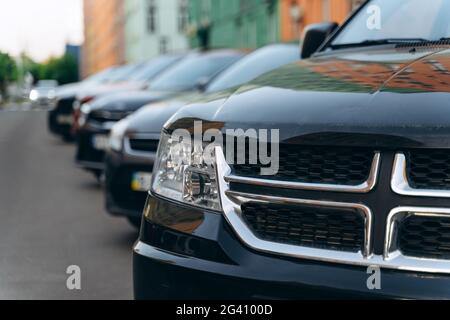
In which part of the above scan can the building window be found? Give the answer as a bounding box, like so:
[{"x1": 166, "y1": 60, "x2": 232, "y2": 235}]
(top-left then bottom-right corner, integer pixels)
[
  {"x1": 159, "y1": 37, "x2": 169, "y2": 54},
  {"x1": 147, "y1": 0, "x2": 157, "y2": 33},
  {"x1": 178, "y1": 0, "x2": 189, "y2": 32}
]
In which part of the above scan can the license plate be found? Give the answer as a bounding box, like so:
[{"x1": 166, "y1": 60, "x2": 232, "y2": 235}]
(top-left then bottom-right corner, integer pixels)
[
  {"x1": 92, "y1": 134, "x2": 109, "y2": 150},
  {"x1": 131, "y1": 172, "x2": 153, "y2": 192},
  {"x1": 56, "y1": 114, "x2": 73, "y2": 125}
]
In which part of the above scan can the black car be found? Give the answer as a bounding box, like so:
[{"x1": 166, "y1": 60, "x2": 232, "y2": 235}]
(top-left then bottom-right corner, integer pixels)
[
  {"x1": 75, "y1": 50, "x2": 245, "y2": 179},
  {"x1": 134, "y1": 0, "x2": 450, "y2": 299},
  {"x1": 104, "y1": 44, "x2": 300, "y2": 226},
  {"x1": 48, "y1": 56, "x2": 182, "y2": 141},
  {"x1": 48, "y1": 67, "x2": 117, "y2": 140}
]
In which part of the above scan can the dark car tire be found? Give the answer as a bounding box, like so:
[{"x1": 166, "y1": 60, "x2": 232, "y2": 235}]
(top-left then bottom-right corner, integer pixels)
[{"x1": 127, "y1": 216, "x2": 142, "y2": 228}]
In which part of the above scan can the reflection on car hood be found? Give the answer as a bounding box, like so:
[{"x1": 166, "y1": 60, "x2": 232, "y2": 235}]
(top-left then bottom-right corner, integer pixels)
[
  {"x1": 55, "y1": 82, "x2": 85, "y2": 99},
  {"x1": 125, "y1": 92, "x2": 203, "y2": 133},
  {"x1": 168, "y1": 47, "x2": 450, "y2": 149},
  {"x1": 76, "y1": 82, "x2": 146, "y2": 100},
  {"x1": 89, "y1": 90, "x2": 182, "y2": 113}
]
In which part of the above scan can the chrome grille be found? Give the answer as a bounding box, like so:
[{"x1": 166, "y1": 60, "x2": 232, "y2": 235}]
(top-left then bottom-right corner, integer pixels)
[
  {"x1": 89, "y1": 110, "x2": 129, "y2": 123},
  {"x1": 398, "y1": 215, "x2": 450, "y2": 260},
  {"x1": 406, "y1": 150, "x2": 450, "y2": 190},
  {"x1": 230, "y1": 145, "x2": 374, "y2": 186},
  {"x1": 216, "y1": 146, "x2": 450, "y2": 274}
]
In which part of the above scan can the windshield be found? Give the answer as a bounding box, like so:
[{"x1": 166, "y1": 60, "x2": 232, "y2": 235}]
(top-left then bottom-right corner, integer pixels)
[
  {"x1": 84, "y1": 68, "x2": 116, "y2": 84},
  {"x1": 332, "y1": 0, "x2": 450, "y2": 46},
  {"x1": 150, "y1": 53, "x2": 242, "y2": 91},
  {"x1": 128, "y1": 55, "x2": 182, "y2": 82},
  {"x1": 206, "y1": 45, "x2": 299, "y2": 93},
  {"x1": 106, "y1": 64, "x2": 141, "y2": 82},
  {"x1": 37, "y1": 80, "x2": 58, "y2": 88}
]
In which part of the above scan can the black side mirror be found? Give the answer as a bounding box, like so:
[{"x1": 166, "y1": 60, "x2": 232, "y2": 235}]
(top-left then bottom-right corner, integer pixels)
[
  {"x1": 196, "y1": 77, "x2": 210, "y2": 92},
  {"x1": 301, "y1": 22, "x2": 339, "y2": 59}
]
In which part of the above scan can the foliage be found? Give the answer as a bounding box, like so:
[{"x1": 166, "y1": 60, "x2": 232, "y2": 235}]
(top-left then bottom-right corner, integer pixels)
[
  {"x1": 40, "y1": 54, "x2": 79, "y2": 85},
  {"x1": 0, "y1": 51, "x2": 18, "y2": 97},
  {"x1": 22, "y1": 53, "x2": 79, "y2": 86}
]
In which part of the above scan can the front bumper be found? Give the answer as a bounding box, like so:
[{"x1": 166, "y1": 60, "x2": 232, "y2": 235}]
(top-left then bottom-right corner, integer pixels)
[
  {"x1": 48, "y1": 97, "x2": 75, "y2": 139},
  {"x1": 133, "y1": 194, "x2": 450, "y2": 300},
  {"x1": 105, "y1": 150, "x2": 155, "y2": 218},
  {"x1": 75, "y1": 127, "x2": 110, "y2": 171}
]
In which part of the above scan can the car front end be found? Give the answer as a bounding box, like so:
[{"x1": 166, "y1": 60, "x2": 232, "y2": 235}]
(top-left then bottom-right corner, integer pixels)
[
  {"x1": 104, "y1": 97, "x2": 199, "y2": 226},
  {"x1": 134, "y1": 35, "x2": 450, "y2": 302},
  {"x1": 135, "y1": 110, "x2": 450, "y2": 299},
  {"x1": 48, "y1": 95, "x2": 77, "y2": 139},
  {"x1": 105, "y1": 128, "x2": 159, "y2": 226},
  {"x1": 75, "y1": 91, "x2": 175, "y2": 177}
]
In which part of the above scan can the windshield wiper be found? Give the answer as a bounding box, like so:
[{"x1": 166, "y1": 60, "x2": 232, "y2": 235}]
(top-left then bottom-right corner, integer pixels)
[{"x1": 330, "y1": 38, "x2": 430, "y2": 49}]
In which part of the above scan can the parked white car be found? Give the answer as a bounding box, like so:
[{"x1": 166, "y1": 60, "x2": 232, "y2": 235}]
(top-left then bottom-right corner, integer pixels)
[{"x1": 29, "y1": 80, "x2": 59, "y2": 107}]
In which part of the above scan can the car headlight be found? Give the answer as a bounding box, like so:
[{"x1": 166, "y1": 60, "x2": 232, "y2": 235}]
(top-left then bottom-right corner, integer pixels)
[
  {"x1": 78, "y1": 104, "x2": 92, "y2": 127},
  {"x1": 151, "y1": 131, "x2": 221, "y2": 211},
  {"x1": 29, "y1": 90, "x2": 38, "y2": 101},
  {"x1": 109, "y1": 118, "x2": 129, "y2": 152}
]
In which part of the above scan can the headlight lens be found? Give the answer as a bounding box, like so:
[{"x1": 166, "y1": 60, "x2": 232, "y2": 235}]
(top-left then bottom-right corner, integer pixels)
[
  {"x1": 109, "y1": 118, "x2": 129, "y2": 152},
  {"x1": 152, "y1": 131, "x2": 221, "y2": 211},
  {"x1": 29, "y1": 90, "x2": 38, "y2": 101},
  {"x1": 77, "y1": 104, "x2": 91, "y2": 127}
]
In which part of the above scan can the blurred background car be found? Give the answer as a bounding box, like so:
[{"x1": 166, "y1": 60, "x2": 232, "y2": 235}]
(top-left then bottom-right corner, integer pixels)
[
  {"x1": 75, "y1": 49, "x2": 245, "y2": 180},
  {"x1": 104, "y1": 43, "x2": 300, "y2": 227},
  {"x1": 29, "y1": 80, "x2": 59, "y2": 107},
  {"x1": 71, "y1": 54, "x2": 185, "y2": 135},
  {"x1": 48, "y1": 66, "x2": 119, "y2": 141},
  {"x1": 48, "y1": 55, "x2": 183, "y2": 142}
]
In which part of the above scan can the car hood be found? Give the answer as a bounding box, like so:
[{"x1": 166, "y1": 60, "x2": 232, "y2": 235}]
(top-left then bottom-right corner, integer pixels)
[
  {"x1": 76, "y1": 82, "x2": 146, "y2": 101},
  {"x1": 125, "y1": 92, "x2": 204, "y2": 134},
  {"x1": 55, "y1": 82, "x2": 85, "y2": 99},
  {"x1": 89, "y1": 90, "x2": 182, "y2": 113},
  {"x1": 169, "y1": 47, "x2": 450, "y2": 149}
]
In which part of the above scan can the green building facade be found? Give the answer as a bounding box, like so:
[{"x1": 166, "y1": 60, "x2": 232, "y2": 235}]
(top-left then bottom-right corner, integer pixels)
[{"x1": 188, "y1": 0, "x2": 280, "y2": 49}]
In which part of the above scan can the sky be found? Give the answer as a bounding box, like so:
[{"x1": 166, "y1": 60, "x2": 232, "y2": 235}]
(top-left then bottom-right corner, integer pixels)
[{"x1": 0, "y1": 0, "x2": 83, "y2": 62}]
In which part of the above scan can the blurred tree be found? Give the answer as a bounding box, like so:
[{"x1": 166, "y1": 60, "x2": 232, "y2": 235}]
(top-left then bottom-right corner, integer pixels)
[
  {"x1": 0, "y1": 51, "x2": 18, "y2": 98},
  {"x1": 41, "y1": 54, "x2": 79, "y2": 85},
  {"x1": 20, "y1": 54, "x2": 44, "y2": 83}
]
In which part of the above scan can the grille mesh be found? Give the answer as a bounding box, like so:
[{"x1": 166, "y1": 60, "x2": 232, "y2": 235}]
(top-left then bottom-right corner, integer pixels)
[
  {"x1": 241, "y1": 202, "x2": 365, "y2": 252},
  {"x1": 230, "y1": 145, "x2": 374, "y2": 186},
  {"x1": 398, "y1": 215, "x2": 450, "y2": 260},
  {"x1": 129, "y1": 139, "x2": 159, "y2": 153},
  {"x1": 89, "y1": 110, "x2": 129, "y2": 123},
  {"x1": 406, "y1": 150, "x2": 450, "y2": 190}
]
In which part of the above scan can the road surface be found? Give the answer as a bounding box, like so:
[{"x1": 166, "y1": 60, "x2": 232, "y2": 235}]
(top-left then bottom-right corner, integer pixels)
[{"x1": 0, "y1": 105, "x2": 136, "y2": 299}]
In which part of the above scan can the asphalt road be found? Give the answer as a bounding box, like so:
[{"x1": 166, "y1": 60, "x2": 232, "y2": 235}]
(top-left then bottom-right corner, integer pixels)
[{"x1": 0, "y1": 105, "x2": 136, "y2": 299}]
